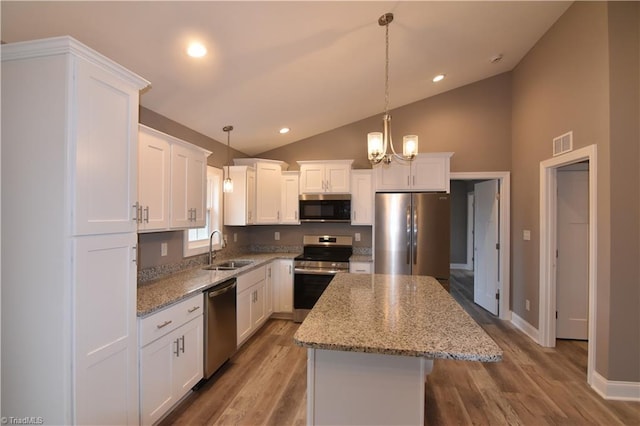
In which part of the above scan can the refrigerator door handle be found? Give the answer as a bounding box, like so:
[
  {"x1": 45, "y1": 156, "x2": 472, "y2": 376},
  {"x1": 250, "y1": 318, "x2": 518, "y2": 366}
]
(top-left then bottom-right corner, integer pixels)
[
  {"x1": 413, "y1": 204, "x2": 418, "y2": 265},
  {"x1": 406, "y1": 204, "x2": 411, "y2": 265}
]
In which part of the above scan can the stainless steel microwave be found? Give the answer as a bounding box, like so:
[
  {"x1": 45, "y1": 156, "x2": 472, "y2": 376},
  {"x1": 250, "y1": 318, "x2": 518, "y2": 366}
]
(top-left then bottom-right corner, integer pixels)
[{"x1": 299, "y1": 194, "x2": 351, "y2": 223}]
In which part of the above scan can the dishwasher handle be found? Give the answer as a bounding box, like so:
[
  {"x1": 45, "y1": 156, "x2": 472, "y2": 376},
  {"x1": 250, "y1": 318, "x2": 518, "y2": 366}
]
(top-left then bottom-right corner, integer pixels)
[{"x1": 207, "y1": 280, "x2": 237, "y2": 298}]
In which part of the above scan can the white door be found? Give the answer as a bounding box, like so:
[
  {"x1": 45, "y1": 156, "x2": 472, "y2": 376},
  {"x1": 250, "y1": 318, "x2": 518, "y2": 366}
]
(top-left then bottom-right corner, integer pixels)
[
  {"x1": 473, "y1": 180, "x2": 500, "y2": 315},
  {"x1": 556, "y1": 169, "x2": 589, "y2": 340}
]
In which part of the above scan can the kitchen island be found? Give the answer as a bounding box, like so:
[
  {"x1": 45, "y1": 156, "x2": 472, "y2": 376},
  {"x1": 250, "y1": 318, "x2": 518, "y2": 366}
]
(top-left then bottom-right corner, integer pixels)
[{"x1": 294, "y1": 273, "x2": 502, "y2": 425}]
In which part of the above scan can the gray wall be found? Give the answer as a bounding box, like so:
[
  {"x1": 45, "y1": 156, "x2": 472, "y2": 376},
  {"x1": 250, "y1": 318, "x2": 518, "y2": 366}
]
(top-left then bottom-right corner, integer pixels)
[
  {"x1": 257, "y1": 72, "x2": 513, "y2": 173},
  {"x1": 511, "y1": 2, "x2": 639, "y2": 381}
]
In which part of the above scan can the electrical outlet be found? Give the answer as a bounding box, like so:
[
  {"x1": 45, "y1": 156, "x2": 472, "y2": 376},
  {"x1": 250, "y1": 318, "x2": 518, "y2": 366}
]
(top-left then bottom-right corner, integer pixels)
[
  {"x1": 161, "y1": 242, "x2": 168, "y2": 257},
  {"x1": 355, "y1": 232, "x2": 361, "y2": 242},
  {"x1": 274, "y1": 231, "x2": 280, "y2": 241},
  {"x1": 523, "y1": 230, "x2": 531, "y2": 241},
  {"x1": 525, "y1": 299, "x2": 530, "y2": 311}
]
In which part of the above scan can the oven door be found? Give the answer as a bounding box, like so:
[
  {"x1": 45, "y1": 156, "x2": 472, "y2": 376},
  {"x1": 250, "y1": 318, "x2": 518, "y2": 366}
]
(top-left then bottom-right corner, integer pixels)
[{"x1": 293, "y1": 269, "x2": 336, "y2": 322}]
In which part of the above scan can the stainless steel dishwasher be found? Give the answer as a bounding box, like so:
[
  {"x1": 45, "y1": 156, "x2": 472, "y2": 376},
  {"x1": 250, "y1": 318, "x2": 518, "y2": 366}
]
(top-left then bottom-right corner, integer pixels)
[{"x1": 204, "y1": 278, "x2": 237, "y2": 379}]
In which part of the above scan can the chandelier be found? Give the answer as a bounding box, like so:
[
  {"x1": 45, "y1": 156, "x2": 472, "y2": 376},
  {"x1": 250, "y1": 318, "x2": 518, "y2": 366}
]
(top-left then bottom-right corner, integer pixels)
[
  {"x1": 223, "y1": 125, "x2": 233, "y2": 193},
  {"x1": 368, "y1": 13, "x2": 418, "y2": 165}
]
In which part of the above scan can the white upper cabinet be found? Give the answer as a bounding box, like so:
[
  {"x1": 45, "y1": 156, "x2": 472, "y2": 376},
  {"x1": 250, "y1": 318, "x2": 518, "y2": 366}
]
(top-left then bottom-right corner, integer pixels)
[
  {"x1": 351, "y1": 170, "x2": 373, "y2": 225},
  {"x1": 138, "y1": 125, "x2": 171, "y2": 231},
  {"x1": 233, "y1": 158, "x2": 288, "y2": 225},
  {"x1": 298, "y1": 160, "x2": 353, "y2": 194},
  {"x1": 224, "y1": 165, "x2": 256, "y2": 226},
  {"x1": 255, "y1": 162, "x2": 282, "y2": 224},
  {"x1": 73, "y1": 55, "x2": 141, "y2": 235},
  {"x1": 280, "y1": 171, "x2": 300, "y2": 224},
  {"x1": 136, "y1": 125, "x2": 210, "y2": 231},
  {"x1": 170, "y1": 142, "x2": 208, "y2": 228},
  {"x1": 373, "y1": 153, "x2": 453, "y2": 192}
]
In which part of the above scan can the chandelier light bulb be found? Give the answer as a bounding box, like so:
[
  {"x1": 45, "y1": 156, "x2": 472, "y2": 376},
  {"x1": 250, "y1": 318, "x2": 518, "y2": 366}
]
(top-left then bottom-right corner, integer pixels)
[
  {"x1": 368, "y1": 132, "x2": 384, "y2": 160},
  {"x1": 403, "y1": 135, "x2": 418, "y2": 158}
]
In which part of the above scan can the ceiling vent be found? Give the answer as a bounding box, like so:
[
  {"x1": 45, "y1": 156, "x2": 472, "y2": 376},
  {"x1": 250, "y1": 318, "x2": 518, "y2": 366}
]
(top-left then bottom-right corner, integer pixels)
[{"x1": 552, "y1": 131, "x2": 573, "y2": 156}]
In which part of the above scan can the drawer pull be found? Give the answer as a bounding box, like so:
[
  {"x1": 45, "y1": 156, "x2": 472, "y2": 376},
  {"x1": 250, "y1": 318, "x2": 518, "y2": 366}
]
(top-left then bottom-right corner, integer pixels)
[
  {"x1": 156, "y1": 320, "x2": 172, "y2": 329},
  {"x1": 187, "y1": 306, "x2": 200, "y2": 313}
]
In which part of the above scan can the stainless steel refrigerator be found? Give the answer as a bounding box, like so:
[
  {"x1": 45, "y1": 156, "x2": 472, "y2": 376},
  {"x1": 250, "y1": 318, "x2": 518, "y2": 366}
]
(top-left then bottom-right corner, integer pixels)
[{"x1": 374, "y1": 192, "x2": 450, "y2": 280}]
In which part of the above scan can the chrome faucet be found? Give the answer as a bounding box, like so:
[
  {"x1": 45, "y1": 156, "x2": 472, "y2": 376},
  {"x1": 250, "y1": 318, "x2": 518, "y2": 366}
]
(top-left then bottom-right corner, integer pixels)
[{"x1": 208, "y1": 230, "x2": 223, "y2": 265}]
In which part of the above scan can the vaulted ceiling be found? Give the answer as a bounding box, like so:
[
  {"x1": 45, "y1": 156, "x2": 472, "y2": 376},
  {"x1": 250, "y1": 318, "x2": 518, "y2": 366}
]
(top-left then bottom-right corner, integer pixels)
[{"x1": 1, "y1": 1, "x2": 571, "y2": 155}]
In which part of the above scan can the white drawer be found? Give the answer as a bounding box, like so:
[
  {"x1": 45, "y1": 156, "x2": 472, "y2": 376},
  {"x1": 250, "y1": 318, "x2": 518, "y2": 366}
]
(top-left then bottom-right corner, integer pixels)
[
  {"x1": 139, "y1": 292, "x2": 203, "y2": 347},
  {"x1": 349, "y1": 261, "x2": 372, "y2": 274},
  {"x1": 236, "y1": 265, "x2": 266, "y2": 293}
]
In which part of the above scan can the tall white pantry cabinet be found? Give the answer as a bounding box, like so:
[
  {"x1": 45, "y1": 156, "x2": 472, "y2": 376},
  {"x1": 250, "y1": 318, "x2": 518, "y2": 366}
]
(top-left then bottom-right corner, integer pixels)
[{"x1": 1, "y1": 37, "x2": 149, "y2": 424}]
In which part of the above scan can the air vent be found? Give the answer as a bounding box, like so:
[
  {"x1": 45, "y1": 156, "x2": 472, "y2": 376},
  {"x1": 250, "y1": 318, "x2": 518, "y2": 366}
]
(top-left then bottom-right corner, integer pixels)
[{"x1": 553, "y1": 131, "x2": 573, "y2": 156}]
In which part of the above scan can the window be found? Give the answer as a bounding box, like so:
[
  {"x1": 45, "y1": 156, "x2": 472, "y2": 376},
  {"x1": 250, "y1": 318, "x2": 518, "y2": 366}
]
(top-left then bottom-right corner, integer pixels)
[{"x1": 183, "y1": 166, "x2": 223, "y2": 257}]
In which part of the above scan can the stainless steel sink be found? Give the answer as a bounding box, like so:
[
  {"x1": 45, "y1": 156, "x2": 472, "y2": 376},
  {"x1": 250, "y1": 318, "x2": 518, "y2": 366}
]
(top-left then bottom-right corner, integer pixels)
[{"x1": 202, "y1": 259, "x2": 253, "y2": 271}]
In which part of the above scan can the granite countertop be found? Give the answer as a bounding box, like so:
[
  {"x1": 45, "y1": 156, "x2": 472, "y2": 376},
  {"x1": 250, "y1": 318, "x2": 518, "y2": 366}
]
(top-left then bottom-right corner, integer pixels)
[
  {"x1": 294, "y1": 273, "x2": 503, "y2": 362},
  {"x1": 137, "y1": 252, "x2": 298, "y2": 318}
]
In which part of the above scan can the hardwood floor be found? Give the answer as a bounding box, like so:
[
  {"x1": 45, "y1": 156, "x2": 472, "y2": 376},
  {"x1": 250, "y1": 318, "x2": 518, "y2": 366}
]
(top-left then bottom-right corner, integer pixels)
[{"x1": 161, "y1": 270, "x2": 640, "y2": 425}]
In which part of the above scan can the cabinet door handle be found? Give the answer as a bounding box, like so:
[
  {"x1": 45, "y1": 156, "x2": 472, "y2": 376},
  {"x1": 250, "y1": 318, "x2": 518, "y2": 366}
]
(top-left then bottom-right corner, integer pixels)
[
  {"x1": 407, "y1": 176, "x2": 410, "y2": 187},
  {"x1": 187, "y1": 306, "x2": 200, "y2": 313},
  {"x1": 132, "y1": 246, "x2": 137, "y2": 264},
  {"x1": 288, "y1": 265, "x2": 292, "y2": 274},
  {"x1": 174, "y1": 339, "x2": 180, "y2": 357},
  {"x1": 143, "y1": 206, "x2": 149, "y2": 223},
  {"x1": 156, "y1": 320, "x2": 172, "y2": 329},
  {"x1": 413, "y1": 176, "x2": 416, "y2": 186},
  {"x1": 180, "y1": 335, "x2": 185, "y2": 354},
  {"x1": 132, "y1": 202, "x2": 140, "y2": 223}
]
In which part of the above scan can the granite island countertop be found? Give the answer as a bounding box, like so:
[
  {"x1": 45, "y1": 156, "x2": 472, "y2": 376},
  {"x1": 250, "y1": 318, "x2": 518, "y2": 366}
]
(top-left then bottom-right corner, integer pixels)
[
  {"x1": 137, "y1": 252, "x2": 299, "y2": 318},
  {"x1": 294, "y1": 273, "x2": 503, "y2": 362}
]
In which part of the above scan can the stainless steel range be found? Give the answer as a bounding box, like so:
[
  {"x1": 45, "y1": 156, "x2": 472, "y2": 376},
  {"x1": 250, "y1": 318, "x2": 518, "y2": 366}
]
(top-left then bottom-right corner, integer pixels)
[{"x1": 293, "y1": 235, "x2": 353, "y2": 322}]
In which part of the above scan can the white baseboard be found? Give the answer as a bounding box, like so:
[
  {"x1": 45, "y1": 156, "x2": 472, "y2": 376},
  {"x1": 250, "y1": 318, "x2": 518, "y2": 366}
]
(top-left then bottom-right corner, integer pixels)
[
  {"x1": 450, "y1": 263, "x2": 473, "y2": 271},
  {"x1": 510, "y1": 311, "x2": 540, "y2": 343},
  {"x1": 591, "y1": 370, "x2": 640, "y2": 401}
]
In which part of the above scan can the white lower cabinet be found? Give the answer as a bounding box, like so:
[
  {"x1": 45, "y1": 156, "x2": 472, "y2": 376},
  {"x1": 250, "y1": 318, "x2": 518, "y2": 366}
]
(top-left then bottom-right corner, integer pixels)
[
  {"x1": 236, "y1": 266, "x2": 268, "y2": 347},
  {"x1": 273, "y1": 259, "x2": 294, "y2": 313},
  {"x1": 139, "y1": 293, "x2": 203, "y2": 425}
]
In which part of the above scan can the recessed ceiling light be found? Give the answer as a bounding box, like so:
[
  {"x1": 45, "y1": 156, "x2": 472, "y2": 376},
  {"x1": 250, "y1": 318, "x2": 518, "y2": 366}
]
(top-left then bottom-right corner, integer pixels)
[
  {"x1": 432, "y1": 74, "x2": 445, "y2": 83},
  {"x1": 187, "y1": 42, "x2": 207, "y2": 58},
  {"x1": 279, "y1": 127, "x2": 290, "y2": 134}
]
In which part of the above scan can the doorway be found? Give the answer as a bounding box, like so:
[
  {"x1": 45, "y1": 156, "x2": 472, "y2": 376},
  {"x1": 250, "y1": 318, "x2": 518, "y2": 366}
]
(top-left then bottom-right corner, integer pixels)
[
  {"x1": 450, "y1": 172, "x2": 510, "y2": 320},
  {"x1": 556, "y1": 162, "x2": 589, "y2": 340},
  {"x1": 539, "y1": 145, "x2": 597, "y2": 385}
]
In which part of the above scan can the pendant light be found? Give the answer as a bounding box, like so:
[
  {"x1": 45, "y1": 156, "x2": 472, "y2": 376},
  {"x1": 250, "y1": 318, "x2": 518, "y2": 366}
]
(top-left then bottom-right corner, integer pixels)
[
  {"x1": 367, "y1": 13, "x2": 419, "y2": 165},
  {"x1": 222, "y1": 125, "x2": 233, "y2": 193}
]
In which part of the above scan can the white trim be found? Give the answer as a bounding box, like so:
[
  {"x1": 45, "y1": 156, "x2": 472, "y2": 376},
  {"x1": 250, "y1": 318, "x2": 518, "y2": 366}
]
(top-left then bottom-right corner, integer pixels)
[
  {"x1": 450, "y1": 263, "x2": 468, "y2": 270},
  {"x1": 511, "y1": 311, "x2": 540, "y2": 343},
  {"x1": 591, "y1": 371, "x2": 640, "y2": 401},
  {"x1": 450, "y1": 172, "x2": 511, "y2": 320},
  {"x1": 539, "y1": 144, "x2": 597, "y2": 387}
]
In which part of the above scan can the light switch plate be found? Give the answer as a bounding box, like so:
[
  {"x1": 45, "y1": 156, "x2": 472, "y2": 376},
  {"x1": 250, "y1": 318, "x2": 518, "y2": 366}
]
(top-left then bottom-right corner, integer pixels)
[
  {"x1": 275, "y1": 231, "x2": 280, "y2": 241},
  {"x1": 161, "y1": 242, "x2": 168, "y2": 257},
  {"x1": 523, "y1": 230, "x2": 531, "y2": 241}
]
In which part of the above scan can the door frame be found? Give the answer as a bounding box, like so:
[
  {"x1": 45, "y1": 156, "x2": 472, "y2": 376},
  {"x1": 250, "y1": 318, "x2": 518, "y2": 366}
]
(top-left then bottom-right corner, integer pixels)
[
  {"x1": 450, "y1": 172, "x2": 510, "y2": 320},
  {"x1": 539, "y1": 144, "x2": 596, "y2": 385}
]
